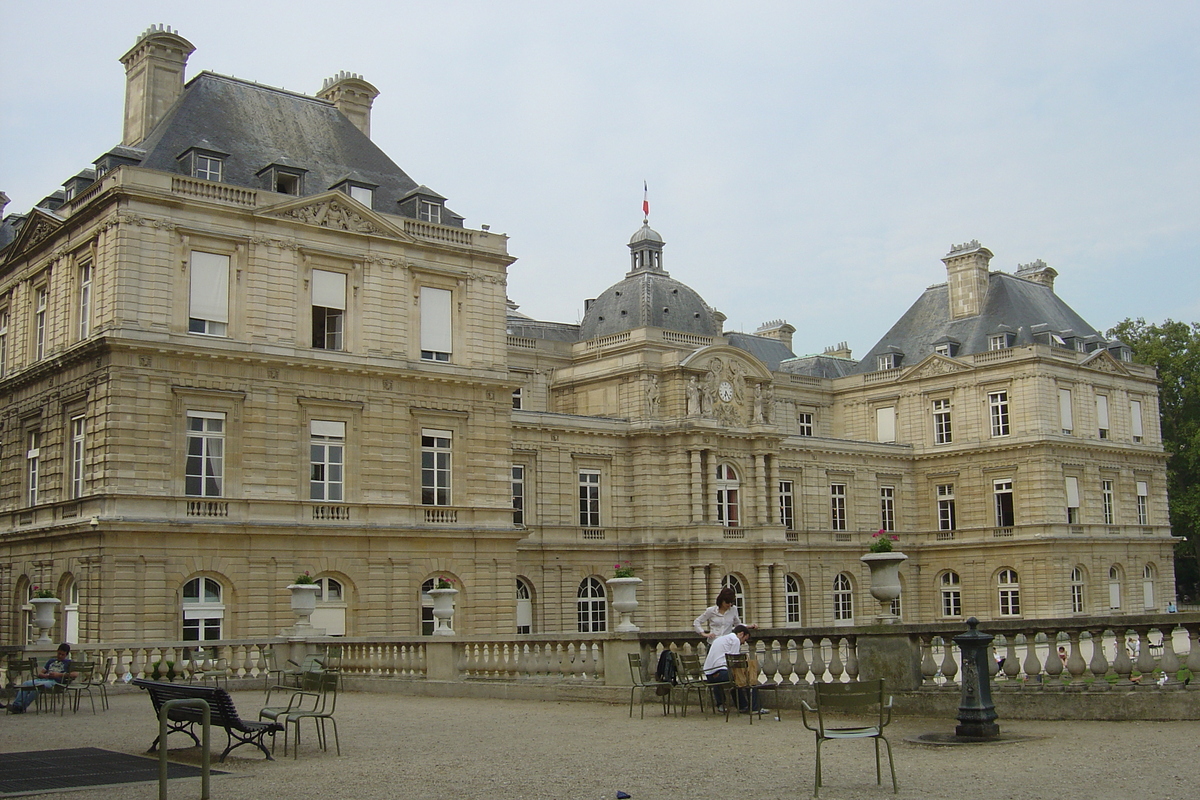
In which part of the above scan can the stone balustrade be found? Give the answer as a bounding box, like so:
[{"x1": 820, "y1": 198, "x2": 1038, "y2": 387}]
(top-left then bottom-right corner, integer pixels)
[{"x1": 23, "y1": 612, "x2": 1199, "y2": 719}]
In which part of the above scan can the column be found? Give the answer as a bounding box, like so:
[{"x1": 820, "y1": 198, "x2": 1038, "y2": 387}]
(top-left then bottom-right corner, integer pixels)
[
  {"x1": 757, "y1": 563, "x2": 774, "y2": 626},
  {"x1": 690, "y1": 449, "x2": 703, "y2": 523}
]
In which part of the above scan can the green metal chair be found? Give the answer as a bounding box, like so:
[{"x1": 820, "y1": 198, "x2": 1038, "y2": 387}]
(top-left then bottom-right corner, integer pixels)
[
  {"x1": 626, "y1": 653, "x2": 672, "y2": 719},
  {"x1": 62, "y1": 661, "x2": 97, "y2": 714},
  {"x1": 726, "y1": 652, "x2": 782, "y2": 723},
  {"x1": 284, "y1": 669, "x2": 341, "y2": 758},
  {"x1": 801, "y1": 679, "x2": 897, "y2": 796},
  {"x1": 673, "y1": 653, "x2": 710, "y2": 717}
]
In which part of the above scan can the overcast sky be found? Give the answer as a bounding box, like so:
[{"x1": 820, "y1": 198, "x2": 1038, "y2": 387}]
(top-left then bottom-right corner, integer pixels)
[{"x1": 2, "y1": 1, "x2": 1197, "y2": 357}]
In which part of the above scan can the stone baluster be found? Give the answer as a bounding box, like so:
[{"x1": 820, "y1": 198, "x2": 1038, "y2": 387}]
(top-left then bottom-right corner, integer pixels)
[
  {"x1": 792, "y1": 637, "x2": 810, "y2": 685},
  {"x1": 1021, "y1": 630, "x2": 1043, "y2": 686},
  {"x1": 939, "y1": 638, "x2": 959, "y2": 688},
  {"x1": 987, "y1": 642, "x2": 1001, "y2": 679},
  {"x1": 1111, "y1": 629, "x2": 1135, "y2": 686},
  {"x1": 1134, "y1": 627, "x2": 1157, "y2": 685},
  {"x1": 1158, "y1": 626, "x2": 1181, "y2": 687},
  {"x1": 919, "y1": 635, "x2": 939, "y2": 687},
  {"x1": 1087, "y1": 629, "x2": 1111, "y2": 690},
  {"x1": 1043, "y1": 633, "x2": 1065, "y2": 686},
  {"x1": 828, "y1": 638, "x2": 845, "y2": 682},
  {"x1": 1185, "y1": 624, "x2": 1200, "y2": 687},
  {"x1": 1065, "y1": 632, "x2": 1087, "y2": 687},
  {"x1": 1003, "y1": 636, "x2": 1021, "y2": 682},
  {"x1": 844, "y1": 637, "x2": 859, "y2": 682},
  {"x1": 810, "y1": 637, "x2": 827, "y2": 683}
]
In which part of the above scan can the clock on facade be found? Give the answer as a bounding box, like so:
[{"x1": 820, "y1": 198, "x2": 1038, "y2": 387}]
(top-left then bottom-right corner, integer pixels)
[{"x1": 718, "y1": 380, "x2": 734, "y2": 402}]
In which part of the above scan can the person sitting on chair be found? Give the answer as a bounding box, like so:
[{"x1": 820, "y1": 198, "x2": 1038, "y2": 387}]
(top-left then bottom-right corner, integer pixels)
[
  {"x1": 9, "y1": 644, "x2": 77, "y2": 713},
  {"x1": 702, "y1": 624, "x2": 762, "y2": 713}
]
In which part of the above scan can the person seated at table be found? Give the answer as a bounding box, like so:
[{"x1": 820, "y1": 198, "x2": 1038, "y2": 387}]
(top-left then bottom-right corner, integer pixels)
[
  {"x1": 702, "y1": 624, "x2": 763, "y2": 714},
  {"x1": 8, "y1": 644, "x2": 77, "y2": 713},
  {"x1": 693, "y1": 587, "x2": 757, "y2": 641}
]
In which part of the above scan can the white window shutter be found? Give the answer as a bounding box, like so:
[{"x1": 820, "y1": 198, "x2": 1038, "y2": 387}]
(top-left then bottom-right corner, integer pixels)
[
  {"x1": 876, "y1": 407, "x2": 895, "y2": 443},
  {"x1": 420, "y1": 287, "x2": 453, "y2": 354},
  {"x1": 310, "y1": 420, "x2": 345, "y2": 437},
  {"x1": 312, "y1": 270, "x2": 346, "y2": 310},
  {"x1": 1096, "y1": 394, "x2": 1110, "y2": 429},
  {"x1": 1130, "y1": 400, "x2": 1143, "y2": 438},
  {"x1": 1065, "y1": 476, "x2": 1080, "y2": 508},
  {"x1": 1058, "y1": 389, "x2": 1073, "y2": 430},
  {"x1": 190, "y1": 252, "x2": 230, "y2": 323}
]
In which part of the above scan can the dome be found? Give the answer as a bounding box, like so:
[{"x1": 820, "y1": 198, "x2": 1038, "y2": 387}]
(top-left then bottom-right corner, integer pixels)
[{"x1": 580, "y1": 223, "x2": 720, "y2": 340}]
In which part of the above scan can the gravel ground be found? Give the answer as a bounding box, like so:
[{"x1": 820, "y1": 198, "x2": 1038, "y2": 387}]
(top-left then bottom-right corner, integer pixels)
[{"x1": 1, "y1": 688, "x2": 1197, "y2": 800}]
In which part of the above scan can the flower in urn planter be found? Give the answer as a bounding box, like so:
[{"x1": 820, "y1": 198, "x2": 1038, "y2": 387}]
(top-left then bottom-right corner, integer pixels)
[
  {"x1": 613, "y1": 561, "x2": 635, "y2": 578},
  {"x1": 869, "y1": 529, "x2": 900, "y2": 553},
  {"x1": 294, "y1": 571, "x2": 316, "y2": 585},
  {"x1": 32, "y1": 585, "x2": 58, "y2": 599}
]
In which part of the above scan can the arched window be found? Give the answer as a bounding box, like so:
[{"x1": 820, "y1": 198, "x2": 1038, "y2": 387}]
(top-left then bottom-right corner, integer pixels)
[
  {"x1": 516, "y1": 578, "x2": 533, "y2": 634},
  {"x1": 1108, "y1": 565, "x2": 1122, "y2": 610},
  {"x1": 784, "y1": 574, "x2": 802, "y2": 625},
  {"x1": 833, "y1": 573, "x2": 853, "y2": 622},
  {"x1": 182, "y1": 577, "x2": 224, "y2": 640},
  {"x1": 997, "y1": 569, "x2": 1020, "y2": 617},
  {"x1": 1070, "y1": 567, "x2": 1085, "y2": 614},
  {"x1": 1142, "y1": 564, "x2": 1156, "y2": 610},
  {"x1": 715, "y1": 464, "x2": 740, "y2": 527},
  {"x1": 63, "y1": 579, "x2": 80, "y2": 644},
  {"x1": 420, "y1": 578, "x2": 436, "y2": 635},
  {"x1": 721, "y1": 574, "x2": 746, "y2": 619},
  {"x1": 577, "y1": 577, "x2": 607, "y2": 633},
  {"x1": 311, "y1": 577, "x2": 346, "y2": 636},
  {"x1": 940, "y1": 571, "x2": 961, "y2": 617}
]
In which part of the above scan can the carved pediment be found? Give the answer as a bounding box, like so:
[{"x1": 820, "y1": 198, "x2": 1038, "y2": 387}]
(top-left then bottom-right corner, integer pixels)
[
  {"x1": 902, "y1": 354, "x2": 972, "y2": 381},
  {"x1": 1081, "y1": 350, "x2": 1131, "y2": 376},
  {"x1": 3, "y1": 208, "x2": 65, "y2": 261},
  {"x1": 258, "y1": 192, "x2": 414, "y2": 241}
]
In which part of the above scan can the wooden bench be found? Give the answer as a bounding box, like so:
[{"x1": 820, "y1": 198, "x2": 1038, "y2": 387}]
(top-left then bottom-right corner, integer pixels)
[{"x1": 132, "y1": 678, "x2": 283, "y2": 762}]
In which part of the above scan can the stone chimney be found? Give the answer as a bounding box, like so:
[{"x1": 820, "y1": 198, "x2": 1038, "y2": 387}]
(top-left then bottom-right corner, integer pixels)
[
  {"x1": 824, "y1": 341, "x2": 852, "y2": 359},
  {"x1": 755, "y1": 319, "x2": 795, "y2": 351},
  {"x1": 318, "y1": 72, "x2": 380, "y2": 139},
  {"x1": 1014, "y1": 258, "x2": 1057, "y2": 291},
  {"x1": 942, "y1": 239, "x2": 993, "y2": 320},
  {"x1": 120, "y1": 25, "x2": 195, "y2": 146}
]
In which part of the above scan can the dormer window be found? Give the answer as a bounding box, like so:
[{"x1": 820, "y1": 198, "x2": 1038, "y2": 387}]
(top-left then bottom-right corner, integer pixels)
[
  {"x1": 332, "y1": 179, "x2": 377, "y2": 208},
  {"x1": 988, "y1": 332, "x2": 1015, "y2": 350},
  {"x1": 877, "y1": 353, "x2": 901, "y2": 371},
  {"x1": 257, "y1": 164, "x2": 307, "y2": 196},
  {"x1": 178, "y1": 147, "x2": 229, "y2": 183},
  {"x1": 419, "y1": 200, "x2": 442, "y2": 224},
  {"x1": 932, "y1": 338, "x2": 960, "y2": 358}
]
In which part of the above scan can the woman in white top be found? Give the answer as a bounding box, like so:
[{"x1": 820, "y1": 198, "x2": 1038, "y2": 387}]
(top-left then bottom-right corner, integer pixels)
[{"x1": 693, "y1": 587, "x2": 756, "y2": 640}]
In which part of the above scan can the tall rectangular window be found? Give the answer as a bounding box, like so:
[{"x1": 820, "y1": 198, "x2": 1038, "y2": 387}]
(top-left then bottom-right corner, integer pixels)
[
  {"x1": 1130, "y1": 400, "x2": 1144, "y2": 443},
  {"x1": 512, "y1": 388, "x2": 523, "y2": 410},
  {"x1": 421, "y1": 429, "x2": 452, "y2": 506},
  {"x1": 797, "y1": 412, "x2": 814, "y2": 437},
  {"x1": 70, "y1": 415, "x2": 86, "y2": 499},
  {"x1": 579, "y1": 470, "x2": 601, "y2": 527},
  {"x1": 1058, "y1": 388, "x2": 1073, "y2": 435},
  {"x1": 988, "y1": 390, "x2": 1010, "y2": 437},
  {"x1": 937, "y1": 484, "x2": 956, "y2": 531},
  {"x1": 0, "y1": 309, "x2": 8, "y2": 376},
  {"x1": 876, "y1": 406, "x2": 895, "y2": 443},
  {"x1": 419, "y1": 286, "x2": 452, "y2": 361},
  {"x1": 830, "y1": 483, "x2": 847, "y2": 531},
  {"x1": 1096, "y1": 394, "x2": 1110, "y2": 439},
  {"x1": 879, "y1": 486, "x2": 895, "y2": 532},
  {"x1": 188, "y1": 252, "x2": 229, "y2": 336},
  {"x1": 512, "y1": 465, "x2": 526, "y2": 525},
  {"x1": 78, "y1": 260, "x2": 92, "y2": 339},
  {"x1": 419, "y1": 200, "x2": 441, "y2": 223},
  {"x1": 26, "y1": 430, "x2": 40, "y2": 506},
  {"x1": 932, "y1": 398, "x2": 952, "y2": 444},
  {"x1": 994, "y1": 479, "x2": 1015, "y2": 527},
  {"x1": 779, "y1": 480, "x2": 795, "y2": 530},
  {"x1": 34, "y1": 287, "x2": 47, "y2": 359},
  {"x1": 1136, "y1": 481, "x2": 1149, "y2": 525},
  {"x1": 311, "y1": 270, "x2": 346, "y2": 351},
  {"x1": 1101, "y1": 479, "x2": 1115, "y2": 525},
  {"x1": 1065, "y1": 476, "x2": 1080, "y2": 524},
  {"x1": 309, "y1": 420, "x2": 345, "y2": 501},
  {"x1": 186, "y1": 412, "x2": 225, "y2": 497}
]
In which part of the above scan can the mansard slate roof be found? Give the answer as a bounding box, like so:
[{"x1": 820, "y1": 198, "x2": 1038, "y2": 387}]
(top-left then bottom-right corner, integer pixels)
[
  {"x1": 850, "y1": 271, "x2": 1103, "y2": 374},
  {"x1": 131, "y1": 72, "x2": 463, "y2": 224},
  {"x1": 724, "y1": 332, "x2": 796, "y2": 371}
]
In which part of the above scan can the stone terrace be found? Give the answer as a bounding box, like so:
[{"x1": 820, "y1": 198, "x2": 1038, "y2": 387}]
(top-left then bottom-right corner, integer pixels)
[{"x1": 1, "y1": 687, "x2": 1196, "y2": 800}]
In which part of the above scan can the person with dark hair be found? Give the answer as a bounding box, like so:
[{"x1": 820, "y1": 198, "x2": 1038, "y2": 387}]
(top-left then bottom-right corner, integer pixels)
[
  {"x1": 8, "y1": 643, "x2": 77, "y2": 713},
  {"x1": 693, "y1": 587, "x2": 756, "y2": 641},
  {"x1": 702, "y1": 624, "x2": 762, "y2": 713}
]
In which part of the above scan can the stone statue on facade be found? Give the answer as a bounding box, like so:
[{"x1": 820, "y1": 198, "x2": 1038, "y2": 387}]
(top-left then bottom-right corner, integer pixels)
[{"x1": 686, "y1": 375, "x2": 701, "y2": 417}]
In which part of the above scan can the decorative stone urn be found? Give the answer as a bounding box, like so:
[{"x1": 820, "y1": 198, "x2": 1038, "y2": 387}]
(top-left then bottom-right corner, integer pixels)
[
  {"x1": 287, "y1": 583, "x2": 322, "y2": 631},
  {"x1": 860, "y1": 552, "x2": 908, "y2": 623},
  {"x1": 428, "y1": 588, "x2": 459, "y2": 636},
  {"x1": 30, "y1": 597, "x2": 61, "y2": 644},
  {"x1": 606, "y1": 577, "x2": 643, "y2": 632}
]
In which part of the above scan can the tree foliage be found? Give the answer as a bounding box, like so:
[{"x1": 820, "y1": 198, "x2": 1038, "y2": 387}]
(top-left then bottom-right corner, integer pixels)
[{"x1": 1108, "y1": 318, "x2": 1200, "y2": 597}]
